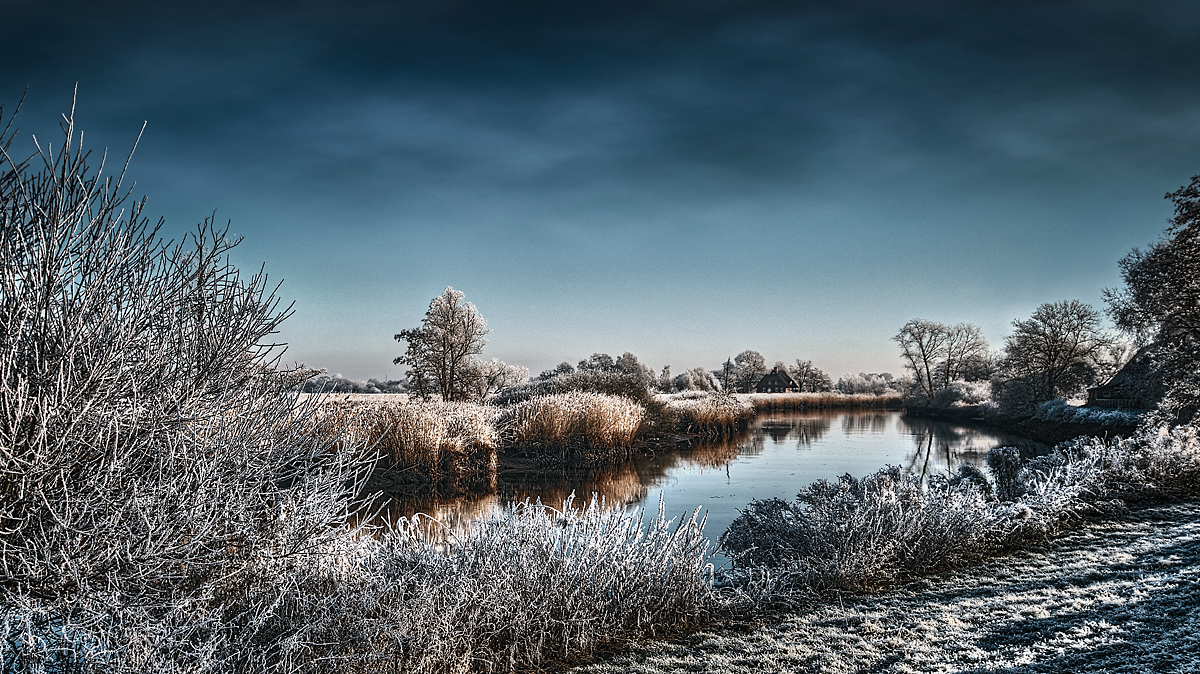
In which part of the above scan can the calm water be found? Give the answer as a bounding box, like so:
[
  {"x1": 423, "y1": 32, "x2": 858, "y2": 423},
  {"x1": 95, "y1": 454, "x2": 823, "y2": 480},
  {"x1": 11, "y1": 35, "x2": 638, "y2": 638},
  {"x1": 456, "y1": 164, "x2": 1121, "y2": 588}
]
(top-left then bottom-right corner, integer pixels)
[{"x1": 380, "y1": 411, "x2": 1043, "y2": 557}]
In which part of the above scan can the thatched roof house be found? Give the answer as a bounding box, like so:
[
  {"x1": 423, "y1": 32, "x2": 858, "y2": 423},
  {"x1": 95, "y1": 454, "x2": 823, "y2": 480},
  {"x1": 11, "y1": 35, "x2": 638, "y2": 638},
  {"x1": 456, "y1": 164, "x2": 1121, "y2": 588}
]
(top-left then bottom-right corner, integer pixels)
[
  {"x1": 1087, "y1": 344, "x2": 1163, "y2": 410},
  {"x1": 756, "y1": 366, "x2": 799, "y2": 394}
]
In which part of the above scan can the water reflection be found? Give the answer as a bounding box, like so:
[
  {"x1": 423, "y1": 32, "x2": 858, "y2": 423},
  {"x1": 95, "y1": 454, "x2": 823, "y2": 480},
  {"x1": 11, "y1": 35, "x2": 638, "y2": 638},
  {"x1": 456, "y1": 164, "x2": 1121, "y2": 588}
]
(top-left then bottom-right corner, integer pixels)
[{"x1": 375, "y1": 411, "x2": 1045, "y2": 541}]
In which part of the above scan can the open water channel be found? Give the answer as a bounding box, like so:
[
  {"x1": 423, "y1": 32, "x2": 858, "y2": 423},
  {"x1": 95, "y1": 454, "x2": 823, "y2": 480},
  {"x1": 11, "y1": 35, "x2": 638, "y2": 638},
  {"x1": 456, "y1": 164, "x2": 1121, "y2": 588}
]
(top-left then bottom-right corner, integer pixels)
[{"x1": 382, "y1": 410, "x2": 1045, "y2": 559}]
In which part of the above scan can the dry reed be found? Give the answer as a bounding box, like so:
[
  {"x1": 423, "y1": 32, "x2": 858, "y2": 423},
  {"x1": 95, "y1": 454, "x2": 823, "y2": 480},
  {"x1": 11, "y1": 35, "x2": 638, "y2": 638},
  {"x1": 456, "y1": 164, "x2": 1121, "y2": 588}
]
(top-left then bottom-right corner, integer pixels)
[
  {"x1": 746, "y1": 391, "x2": 901, "y2": 413},
  {"x1": 319, "y1": 397, "x2": 499, "y2": 493},
  {"x1": 496, "y1": 392, "x2": 645, "y2": 463}
]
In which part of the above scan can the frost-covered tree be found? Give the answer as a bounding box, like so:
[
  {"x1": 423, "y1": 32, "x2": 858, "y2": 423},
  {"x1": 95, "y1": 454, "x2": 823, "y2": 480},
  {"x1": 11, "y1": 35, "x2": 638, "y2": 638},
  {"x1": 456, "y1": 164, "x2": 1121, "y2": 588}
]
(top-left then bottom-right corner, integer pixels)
[
  {"x1": 578, "y1": 352, "x2": 618, "y2": 372},
  {"x1": 616, "y1": 351, "x2": 656, "y2": 387},
  {"x1": 788, "y1": 359, "x2": 834, "y2": 392},
  {"x1": 732, "y1": 350, "x2": 768, "y2": 393},
  {"x1": 656, "y1": 365, "x2": 674, "y2": 392},
  {"x1": 994, "y1": 300, "x2": 1116, "y2": 413},
  {"x1": 673, "y1": 367, "x2": 718, "y2": 392},
  {"x1": 1105, "y1": 175, "x2": 1200, "y2": 424},
  {"x1": 464, "y1": 357, "x2": 529, "y2": 403},
  {"x1": 894, "y1": 319, "x2": 989, "y2": 402},
  {"x1": 537, "y1": 361, "x2": 575, "y2": 380},
  {"x1": 394, "y1": 287, "x2": 491, "y2": 401}
]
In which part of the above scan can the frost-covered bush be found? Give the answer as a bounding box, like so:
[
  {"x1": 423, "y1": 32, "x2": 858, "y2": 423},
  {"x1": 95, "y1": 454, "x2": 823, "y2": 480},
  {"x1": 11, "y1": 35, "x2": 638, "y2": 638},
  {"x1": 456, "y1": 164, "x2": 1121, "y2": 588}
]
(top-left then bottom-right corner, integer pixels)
[
  {"x1": 931, "y1": 379, "x2": 991, "y2": 407},
  {"x1": 327, "y1": 496, "x2": 719, "y2": 672},
  {"x1": 835, "y1": 372, "x2": 902, "y2": 396},
  {"x1": 0, "y1": 100, "x2": 372, "y2": 671},
  {"x1": 722, "y1": 467, "x2": 1010, "y2": 593},
  {"x1": 1033, "y1": 398, "x2": 1143, "y2": 425},
  {"x1": 722, "y1": 425, "x2": 1200, "y2": 599}
]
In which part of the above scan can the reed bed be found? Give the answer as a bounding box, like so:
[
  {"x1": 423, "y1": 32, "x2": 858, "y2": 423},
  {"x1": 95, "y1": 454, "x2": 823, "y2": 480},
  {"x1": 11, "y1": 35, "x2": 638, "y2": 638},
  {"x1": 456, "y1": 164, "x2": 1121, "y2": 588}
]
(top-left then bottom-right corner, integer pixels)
[
  {"x1": 320, "y1": 398, "x2": 499, "y2": 493},
  {"x1": 496, "y1": 392, "x2": 645, "y2": 463},
  {"x1": 746, "y1": 391, "x2": 901, "y2": 413},
  {"x1": 660, "y1": 393, "x2": 756, "y2": 439}
]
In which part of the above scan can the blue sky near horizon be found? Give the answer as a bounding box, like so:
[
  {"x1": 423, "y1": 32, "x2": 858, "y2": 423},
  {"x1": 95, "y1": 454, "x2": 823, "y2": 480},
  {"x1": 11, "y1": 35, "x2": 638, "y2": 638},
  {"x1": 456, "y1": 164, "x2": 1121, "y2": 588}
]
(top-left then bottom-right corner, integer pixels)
[{"x1": 2, "y1": 1, "x2": 1197, "y2": 381}]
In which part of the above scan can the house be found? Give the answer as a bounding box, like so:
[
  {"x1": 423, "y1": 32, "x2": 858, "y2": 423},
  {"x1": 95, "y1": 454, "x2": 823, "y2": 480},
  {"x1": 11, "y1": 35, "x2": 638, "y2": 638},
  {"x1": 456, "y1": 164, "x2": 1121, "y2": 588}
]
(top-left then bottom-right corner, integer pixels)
[
  {"x1": 1086, "y1": 344, "x2": 1161, "y2": 409},
  {"x1": 755, "y1": 366, "x2": 799, "y2": 394}
]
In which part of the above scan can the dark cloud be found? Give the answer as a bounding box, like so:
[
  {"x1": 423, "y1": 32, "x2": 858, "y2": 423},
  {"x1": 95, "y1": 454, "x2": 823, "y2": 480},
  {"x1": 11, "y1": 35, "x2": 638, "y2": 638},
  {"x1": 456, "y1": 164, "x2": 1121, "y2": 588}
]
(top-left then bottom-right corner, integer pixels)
[{"x1": 2, "y1": 0, "x2": 1197, "y2": 378}]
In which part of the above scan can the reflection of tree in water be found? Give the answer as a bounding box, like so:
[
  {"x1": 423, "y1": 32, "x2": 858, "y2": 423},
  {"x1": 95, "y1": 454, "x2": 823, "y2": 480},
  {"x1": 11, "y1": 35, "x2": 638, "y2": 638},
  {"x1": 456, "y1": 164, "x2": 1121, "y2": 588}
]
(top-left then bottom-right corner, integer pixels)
[
  {"x1": 897, "y1": 416, "x2": 1047, "y2": 483},
  {"x1": 841, "y1": 413, "x2": 890, "y2": 436},
  {"x1": 751, "y1": 413, "x2": 835, "y2": 450}
]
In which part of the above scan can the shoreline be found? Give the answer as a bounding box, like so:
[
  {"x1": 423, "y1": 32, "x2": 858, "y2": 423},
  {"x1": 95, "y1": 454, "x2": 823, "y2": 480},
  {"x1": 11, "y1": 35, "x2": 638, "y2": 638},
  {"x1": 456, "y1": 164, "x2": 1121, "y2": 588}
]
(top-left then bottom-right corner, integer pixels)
[
  {"x1": 902, "y1": 404, "x2": 1140, "y2": 445},
  {"x1": 570, "y1": 496, "x2": 1200, "y2": 674}
]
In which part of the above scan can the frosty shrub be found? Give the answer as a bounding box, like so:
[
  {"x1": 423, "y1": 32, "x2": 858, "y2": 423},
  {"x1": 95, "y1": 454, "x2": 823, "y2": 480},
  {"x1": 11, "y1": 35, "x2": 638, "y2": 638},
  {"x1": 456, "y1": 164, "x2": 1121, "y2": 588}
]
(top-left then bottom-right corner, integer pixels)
[
  {"x1": 722, "y1": 467, "x2": 1010, "y2": 594},
  {"x1": 0, "y1": 99, "x2": 373, "y2": 670},
  {"x1": 497, "y1": 392, "x2": 645, "y2": 462},
  {"x1": 720, "y1": 424, "x2": 1200, "y2": 601},
  {"x1": 323, "y1": 496, "x2": 720, "y2": 673},
  {"x1": 1033, "y1": 398, "x2": 1143, "y2": 426},
  {"x1": 931, "y1": 379, "x2": 991, "y2": 407}
]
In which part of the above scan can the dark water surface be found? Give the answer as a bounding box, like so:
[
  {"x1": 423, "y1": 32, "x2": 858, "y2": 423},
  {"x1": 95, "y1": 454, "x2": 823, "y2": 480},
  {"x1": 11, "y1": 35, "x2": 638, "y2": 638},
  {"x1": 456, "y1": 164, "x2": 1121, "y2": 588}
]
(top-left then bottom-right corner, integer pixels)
[{"x1": 380, "y1": 411, "x2": 1043, "y2": 557}]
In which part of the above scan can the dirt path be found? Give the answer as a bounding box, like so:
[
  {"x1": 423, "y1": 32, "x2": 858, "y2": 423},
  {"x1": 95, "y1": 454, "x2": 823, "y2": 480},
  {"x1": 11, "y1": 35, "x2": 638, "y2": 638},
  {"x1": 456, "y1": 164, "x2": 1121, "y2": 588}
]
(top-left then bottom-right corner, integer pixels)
[{"x1": 573, "y1": 498, "x2": 1200, "y2": 673}]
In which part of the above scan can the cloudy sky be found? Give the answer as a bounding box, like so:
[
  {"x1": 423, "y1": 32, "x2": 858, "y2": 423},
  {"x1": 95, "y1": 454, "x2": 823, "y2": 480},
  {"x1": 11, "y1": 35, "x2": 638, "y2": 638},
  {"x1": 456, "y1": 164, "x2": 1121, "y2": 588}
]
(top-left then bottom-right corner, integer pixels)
[{"x1": 3, "y1": 0, "x2": 1197, "y2": 381}]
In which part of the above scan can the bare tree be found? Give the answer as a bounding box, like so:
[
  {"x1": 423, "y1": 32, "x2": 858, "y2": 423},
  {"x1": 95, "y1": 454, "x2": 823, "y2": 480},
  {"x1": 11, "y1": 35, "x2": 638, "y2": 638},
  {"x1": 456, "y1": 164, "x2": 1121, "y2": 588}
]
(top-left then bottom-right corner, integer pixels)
[
  {"x1": 732, "y1": 350, "x2": 767, "y2": 393},
  {"x1": 789, "y1": 359, "x2": 834, "y2": 392},
  {"x1": 394, "y1": 287, "x2": 491, "y2": 401},
  {"x1": 894, "y1": 319, "x2": 949, "y2": 401},
  {"x1": 996, "y1": 300, "x2": 1116, "y2": 410}
]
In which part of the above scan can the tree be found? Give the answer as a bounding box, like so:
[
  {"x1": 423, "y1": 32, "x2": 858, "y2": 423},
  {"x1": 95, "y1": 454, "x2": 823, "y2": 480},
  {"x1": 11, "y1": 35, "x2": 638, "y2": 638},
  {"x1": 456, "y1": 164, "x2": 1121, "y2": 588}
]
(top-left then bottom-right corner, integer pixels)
[
  {"x1": 394, "y1": 287, "x2": 491, "y2": 401},
  {"x1": 578, "y1": 352, "x2": 618, "y2": 372},
  {"x1": 789, "y1": 359, "x2": 834, "y2": 392},
  {"x1": 464, "y1": 358, "x2": 528, "y2": 403},
  {"x1": 537, "y1": 361, "x2": 575, "y2": 380},
  {"x1": 995, "y1": 300, "x2": 1116, "y2": 411},
  {"x1": 894, "y1": 319, "x2": 950, "y2": 401},
  {"x1": 894, "y1": 319, "x2": 989, "y2": 401},
  {"x1": 616, "y1": 351, "x2": 656, "y2": 387},
  {"x1": 1105, "y1": 174, "x2": 1200, "y2": 423},
  {"x1": 732, "y1": 349, "x2": 768, "y2": 393}
]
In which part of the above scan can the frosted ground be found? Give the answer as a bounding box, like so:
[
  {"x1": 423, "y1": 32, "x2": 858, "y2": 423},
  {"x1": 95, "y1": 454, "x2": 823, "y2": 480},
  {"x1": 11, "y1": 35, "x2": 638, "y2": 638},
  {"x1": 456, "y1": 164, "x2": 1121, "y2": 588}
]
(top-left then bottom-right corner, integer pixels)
[{"x1": 574, "y1": 498, "x2": 1200, "y2": 673}]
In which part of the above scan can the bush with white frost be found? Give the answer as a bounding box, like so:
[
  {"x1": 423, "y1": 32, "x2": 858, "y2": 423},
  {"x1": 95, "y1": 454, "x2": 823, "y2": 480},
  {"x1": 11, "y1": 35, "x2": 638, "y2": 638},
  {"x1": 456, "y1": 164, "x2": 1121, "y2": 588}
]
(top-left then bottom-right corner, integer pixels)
[
  {"x1": 721, "y1": 424, "x2": 1200, "y2": 599},
  {"x1": 0, "y1": 99, "x2": 721, "y2": 673}
]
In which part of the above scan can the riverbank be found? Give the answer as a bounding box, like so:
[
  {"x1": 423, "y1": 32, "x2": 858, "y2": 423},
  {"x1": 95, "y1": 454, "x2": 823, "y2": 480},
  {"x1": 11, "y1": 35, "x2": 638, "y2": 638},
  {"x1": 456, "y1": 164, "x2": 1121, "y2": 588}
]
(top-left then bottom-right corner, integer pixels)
[
  {"x1": 572, "y1": 496, "x2": 1200, "y2": 673},
  {"x1": 904, "y1": 403, "x2": 1140, "y2": 445}
]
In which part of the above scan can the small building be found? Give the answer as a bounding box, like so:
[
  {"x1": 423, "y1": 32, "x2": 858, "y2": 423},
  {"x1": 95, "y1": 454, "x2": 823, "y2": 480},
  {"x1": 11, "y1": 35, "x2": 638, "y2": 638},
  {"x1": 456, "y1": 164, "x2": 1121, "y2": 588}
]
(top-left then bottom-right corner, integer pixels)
[
  {"x1": 756, "y1": 366, "x2": 799, "y2": 394},
  {"x1": 1087, "y1": 344, "x2": 1160, "y2": 409}
]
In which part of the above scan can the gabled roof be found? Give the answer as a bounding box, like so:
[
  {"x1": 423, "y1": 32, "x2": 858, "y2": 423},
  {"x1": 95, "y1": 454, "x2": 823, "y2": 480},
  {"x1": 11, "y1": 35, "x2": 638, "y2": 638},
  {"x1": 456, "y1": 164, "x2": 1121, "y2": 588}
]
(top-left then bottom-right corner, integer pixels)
[
  {"x1": 1093, "y1": 343, "x2": 1158, "y2": 392},
  {"x1": 758, "y1": 366, "x2": 797, "y2": 387}
]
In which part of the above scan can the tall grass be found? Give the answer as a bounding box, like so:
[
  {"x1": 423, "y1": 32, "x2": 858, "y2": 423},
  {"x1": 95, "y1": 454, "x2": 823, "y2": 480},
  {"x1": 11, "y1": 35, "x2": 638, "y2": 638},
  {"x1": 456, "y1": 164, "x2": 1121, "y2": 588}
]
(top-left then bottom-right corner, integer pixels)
[
  {"x1": 661, "y1": 393, "x2": 756, "y2": 438},
  {"x1": 721, "y1": 424, "x2": 1200, "y2": 601},
  {"x1": 320, "y1": 397, "x2": 499, "y2": 493},
  {"x1": 497, "y1": 392, "x2": 645, "y2": 463},
  {"x1": 746, "y1": 391, "x2": 901, "y2": 413}
]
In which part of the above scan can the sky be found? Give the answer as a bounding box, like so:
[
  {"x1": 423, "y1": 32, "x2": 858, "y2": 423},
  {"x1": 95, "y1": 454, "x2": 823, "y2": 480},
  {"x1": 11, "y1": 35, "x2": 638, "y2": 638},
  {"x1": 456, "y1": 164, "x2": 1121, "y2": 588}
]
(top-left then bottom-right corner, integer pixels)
[{"x1": 2, "y1": 0, "x2": 1198, "y2": 382}]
